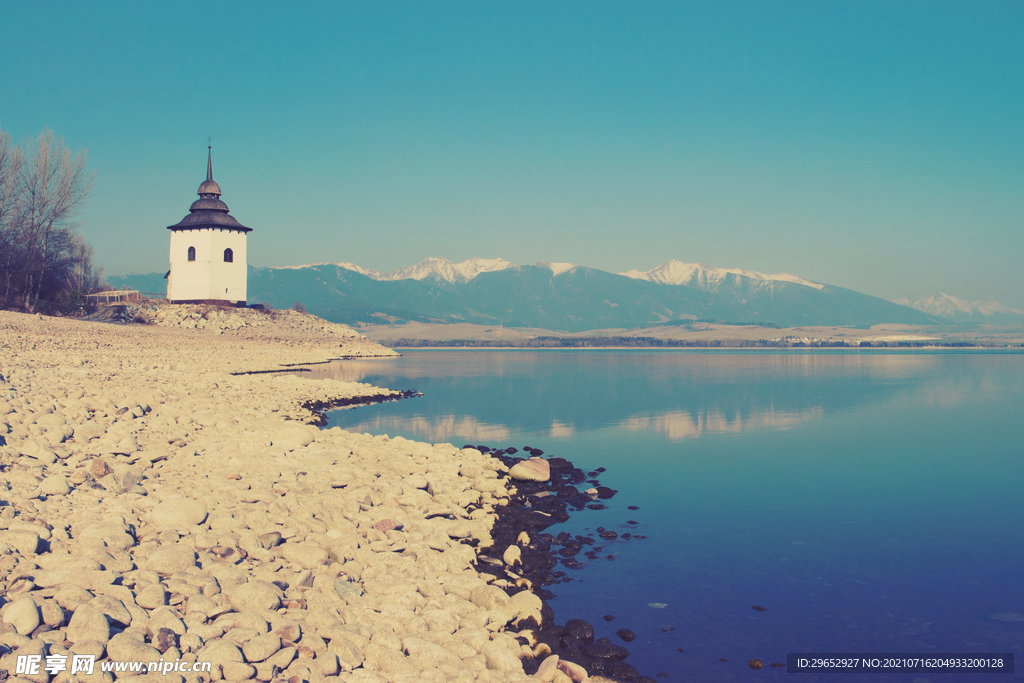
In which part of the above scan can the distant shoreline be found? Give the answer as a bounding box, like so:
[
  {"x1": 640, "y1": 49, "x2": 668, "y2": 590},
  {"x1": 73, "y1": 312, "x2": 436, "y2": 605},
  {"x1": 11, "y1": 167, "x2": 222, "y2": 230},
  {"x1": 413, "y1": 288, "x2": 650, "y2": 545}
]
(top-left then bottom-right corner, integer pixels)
[
  {"x1": 353, "y1": 320, "x2": 1024, "y2": 349},
  {"x1": 376, "y1": 343, "x2": 1024, "y2": 350}
]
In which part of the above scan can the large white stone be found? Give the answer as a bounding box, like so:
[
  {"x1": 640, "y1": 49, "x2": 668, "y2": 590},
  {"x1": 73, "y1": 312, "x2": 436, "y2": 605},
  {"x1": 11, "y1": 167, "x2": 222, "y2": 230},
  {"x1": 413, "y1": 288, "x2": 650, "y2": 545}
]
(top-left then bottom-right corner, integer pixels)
[
  {"x1": 40, "y1": 475, "x2": 71, "y2": 496},
  {"x1": 508, "y1": 457, "x2": 550, "y2": 482},
  {"x1": 151, "y1": 498, "x2": 208, "y2": 526},
  {"x1": 470, "y1": 585, "x2": 517, "y2": 626},
  {"x1": 3, "y1": 597, "x2": 40, "y2": 635},
  {"x1": 0, "y1": 529, "x2": 41, "y2": 555},
  {"x1": 67, "y1": 604, "x2": 111, "y2": 644},
  {"x1": 146, "y1": 546, "x2": 197, "y2": 574},
  {"x1": 229, "y1": 581, "x2": 282, "y2": 612},
  {"x1": 280, "y1": 542, "x2": 328, "y2": 569}
]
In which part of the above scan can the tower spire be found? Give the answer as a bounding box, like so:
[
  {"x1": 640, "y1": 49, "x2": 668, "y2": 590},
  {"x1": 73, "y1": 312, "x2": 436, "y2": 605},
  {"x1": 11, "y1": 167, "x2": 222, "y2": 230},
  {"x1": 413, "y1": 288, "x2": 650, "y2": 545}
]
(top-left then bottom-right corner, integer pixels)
[{"x1": 197, "y1": 138, "x2": 222, "y2": 198}]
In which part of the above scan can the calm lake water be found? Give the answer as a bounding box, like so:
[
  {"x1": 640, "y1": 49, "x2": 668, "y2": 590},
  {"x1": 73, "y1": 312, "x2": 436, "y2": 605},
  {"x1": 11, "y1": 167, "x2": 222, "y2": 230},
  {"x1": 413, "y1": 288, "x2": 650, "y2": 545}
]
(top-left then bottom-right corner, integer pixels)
[{"x1": 307, "y1": 350, "x2": 1023, "y2": 681}]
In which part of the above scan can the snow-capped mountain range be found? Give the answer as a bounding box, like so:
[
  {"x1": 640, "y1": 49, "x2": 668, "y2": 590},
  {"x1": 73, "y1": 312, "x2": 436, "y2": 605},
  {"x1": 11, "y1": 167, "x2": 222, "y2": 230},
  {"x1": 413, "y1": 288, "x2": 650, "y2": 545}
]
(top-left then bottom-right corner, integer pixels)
[
  {"x1": 891, "y1": 293, "x2": 1024, "y2": 324},
  {"x1": 279, "y1": 257, "x2": 516, "y2": 284},
  {"x1": 280, "y1": 256, "x2": 825, "y2": 292},
  {"x1": 618, "y1": 259, "x2": 824, "y2": 291}
]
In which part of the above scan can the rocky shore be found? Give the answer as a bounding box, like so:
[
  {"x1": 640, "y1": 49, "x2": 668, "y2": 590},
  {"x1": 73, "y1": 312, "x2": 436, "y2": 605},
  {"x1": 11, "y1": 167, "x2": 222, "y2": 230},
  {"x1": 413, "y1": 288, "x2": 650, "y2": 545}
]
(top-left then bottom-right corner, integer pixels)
[{"x1": 0, "y1": 307, "x2": 630, "y2": 682}]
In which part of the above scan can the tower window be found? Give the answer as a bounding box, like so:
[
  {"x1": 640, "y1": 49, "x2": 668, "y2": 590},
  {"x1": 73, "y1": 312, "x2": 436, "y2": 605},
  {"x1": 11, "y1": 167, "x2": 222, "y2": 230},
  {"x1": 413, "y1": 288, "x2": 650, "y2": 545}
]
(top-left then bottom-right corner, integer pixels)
[
  {"x1": 187, "y1": 246, "x2": 196, "y2": 261},
  {"x1": 224, "y1": 248, "x2": 233, "y2": 263}
]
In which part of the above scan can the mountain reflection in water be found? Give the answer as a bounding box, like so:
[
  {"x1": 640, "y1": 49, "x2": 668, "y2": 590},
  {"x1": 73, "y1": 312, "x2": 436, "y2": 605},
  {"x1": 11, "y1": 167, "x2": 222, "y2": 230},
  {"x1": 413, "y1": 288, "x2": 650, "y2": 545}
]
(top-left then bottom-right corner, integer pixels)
[{"x1": 303, "y1": 350, "x2": 962, "y2": 442}]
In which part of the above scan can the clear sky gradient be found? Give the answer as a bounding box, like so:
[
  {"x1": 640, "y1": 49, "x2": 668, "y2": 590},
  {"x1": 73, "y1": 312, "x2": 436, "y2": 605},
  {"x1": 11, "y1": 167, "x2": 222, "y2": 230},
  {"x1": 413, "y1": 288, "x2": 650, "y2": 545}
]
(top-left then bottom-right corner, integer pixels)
[{"x1": 2, "y1": 1, "x2": 1022, "y2": 307}]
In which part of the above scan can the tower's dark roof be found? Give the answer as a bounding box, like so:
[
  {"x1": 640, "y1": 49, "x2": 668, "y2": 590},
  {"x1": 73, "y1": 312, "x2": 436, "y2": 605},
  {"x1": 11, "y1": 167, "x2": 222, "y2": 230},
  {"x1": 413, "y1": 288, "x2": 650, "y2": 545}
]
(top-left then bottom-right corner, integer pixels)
[{"x1": 167, "y1": 147, "x2": 252, "y2": 233}]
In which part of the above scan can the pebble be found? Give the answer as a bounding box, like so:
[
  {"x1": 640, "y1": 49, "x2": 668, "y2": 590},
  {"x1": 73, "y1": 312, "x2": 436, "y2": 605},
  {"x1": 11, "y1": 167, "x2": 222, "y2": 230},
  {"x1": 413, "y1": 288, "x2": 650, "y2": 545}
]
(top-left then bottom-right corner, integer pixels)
[
  {"x1": 146, "y1": 546, "x2": 197, "y2": 574},
  {"x1": 66, "y1": 604, "x2": 111, "y2": 644},
  {"x1": 150, "y1": 498, "x2": 208, "y2": 526},
  {"x1": 3, "y1": 597, "x2": 41, "y2": 635}
]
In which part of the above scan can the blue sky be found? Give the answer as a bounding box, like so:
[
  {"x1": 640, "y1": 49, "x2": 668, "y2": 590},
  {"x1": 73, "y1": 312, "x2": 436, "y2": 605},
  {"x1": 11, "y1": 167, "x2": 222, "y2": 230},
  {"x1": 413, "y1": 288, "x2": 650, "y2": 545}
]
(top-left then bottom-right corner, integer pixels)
[{"x1": 2, "y1": 1, "x2": 1022, "y2": 307}]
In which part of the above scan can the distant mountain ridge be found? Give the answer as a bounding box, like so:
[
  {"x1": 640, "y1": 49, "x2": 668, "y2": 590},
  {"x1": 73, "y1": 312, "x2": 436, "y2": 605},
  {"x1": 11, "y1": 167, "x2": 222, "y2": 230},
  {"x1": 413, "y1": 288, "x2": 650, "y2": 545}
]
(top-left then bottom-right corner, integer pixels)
[
  {"x1": 276, "y1": 257, "x2": 516, "y2": 284},
  {"x1": 109, "y1": 256, "x2": 949, "y2": 331},
  {"x1": 892, "y1": 293, "x2": 1024, "y2": 325},
  {"x1": 619, "y1": 259, "x2": 824, "y2": 291}
]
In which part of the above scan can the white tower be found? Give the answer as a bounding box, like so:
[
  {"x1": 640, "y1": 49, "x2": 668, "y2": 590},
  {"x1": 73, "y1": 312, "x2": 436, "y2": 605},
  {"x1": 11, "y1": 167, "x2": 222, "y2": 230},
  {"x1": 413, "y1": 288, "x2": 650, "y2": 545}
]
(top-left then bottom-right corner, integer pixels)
[{"x1": 166, "y1": 145, "x2": 252, "y2": 305}]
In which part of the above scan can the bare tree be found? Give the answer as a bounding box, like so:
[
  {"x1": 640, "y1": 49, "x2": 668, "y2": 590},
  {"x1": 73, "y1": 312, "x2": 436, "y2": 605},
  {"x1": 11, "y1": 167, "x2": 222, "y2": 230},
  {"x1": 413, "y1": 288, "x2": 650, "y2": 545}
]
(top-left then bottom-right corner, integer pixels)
[
  {"x1": 17, "y1": 130, "x2": 94, "y2": 312},
  {"x1": 0, "y1": 126, "x2": 98, "y2": 312},
  {"x1": 63, "y1": 233, "x2": 102, "y2": 298},
  {"x1": 0, "y1": 123, "x2": 23, "y2": 307}
]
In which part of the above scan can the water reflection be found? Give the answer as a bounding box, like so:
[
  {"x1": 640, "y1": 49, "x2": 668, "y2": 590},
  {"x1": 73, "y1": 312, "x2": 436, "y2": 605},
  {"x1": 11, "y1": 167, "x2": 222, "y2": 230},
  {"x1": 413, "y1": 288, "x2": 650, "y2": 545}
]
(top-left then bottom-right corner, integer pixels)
[
  {"x1": 620, "y1": 405, "x2": 824, "y2": 440},
  {"x1": 337, "y1": 413, "x2": 511, "y2": 443},
  {"x1": 308, "y1": 350, "x2": 1007, "y2": 443}
]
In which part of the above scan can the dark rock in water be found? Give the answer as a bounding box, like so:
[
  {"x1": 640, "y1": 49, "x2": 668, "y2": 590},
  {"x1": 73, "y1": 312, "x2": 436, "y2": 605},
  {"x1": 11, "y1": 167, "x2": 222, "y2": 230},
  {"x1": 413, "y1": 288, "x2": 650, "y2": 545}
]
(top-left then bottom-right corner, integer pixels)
[
  {"x1": 547, "y1": 456, "x2": 573, "y2": 472},
  {"x1": 587, "y1": 503, "x2": 606, "y2": 510},
  {"x1": 506, "y1": 447, "x2": 518, "y2": 454},
  {"x1": 606, "y1": 661, "x2": 641, "y2": 678},
  {"x1": 565, "y1": 618, "x2": 595, "y2": 643},
  {"x1": 599, "y1": 530, "x2": 618, "y2": 540},
  {"x1": 596, "y1": 467, "x2": 606, "y2": 472},
  {"x1": 621, "y1": 532, "x2": 632, "y2": 539},
  {"x1": 751, "y1": 605, "x2": 767, "y2": 612},
  {"x1": 530, "y1": 448, "x2": 544, "y2": 456},
  {"x1": 616, "y1": 628, "x2": 636, "y2": 642},
  {"x1": 456, "y1": 443, "x2": 658, "y2": 681},
  {"x1": 520, "y1": 510, "x2": 558, "y2": 528},
  {"x1": 749, "y1": 659, "x2": 765, "y2": 670},
  {"x1": 463, "y1": 444, "x2": 475, "y2": 450},
  {"x1": 583, "y1": 641, "x2": 630, "y2": 661},
  {"x1": 628, "y1": 505, "x2": 639, "y2": 510},
  {"x1": 560, "y1": 645, "x2": 587, "y2": 668},
  {"x1": 596, "y1": 486, "x2": 617, "y2": 499},
  {"x1": 603, "y1": 614, "x2": 616, "y2": 621},
  {"x1": 659, "y1": 625, "x2": 675, "y2": 632}
]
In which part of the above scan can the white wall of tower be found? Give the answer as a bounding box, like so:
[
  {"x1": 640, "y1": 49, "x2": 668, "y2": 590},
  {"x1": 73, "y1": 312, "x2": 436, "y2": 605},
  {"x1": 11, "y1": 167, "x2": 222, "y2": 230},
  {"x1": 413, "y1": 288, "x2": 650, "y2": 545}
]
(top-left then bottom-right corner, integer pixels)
[{"x1": 168, "y1": 228, "x2": 248, "y2": 303}]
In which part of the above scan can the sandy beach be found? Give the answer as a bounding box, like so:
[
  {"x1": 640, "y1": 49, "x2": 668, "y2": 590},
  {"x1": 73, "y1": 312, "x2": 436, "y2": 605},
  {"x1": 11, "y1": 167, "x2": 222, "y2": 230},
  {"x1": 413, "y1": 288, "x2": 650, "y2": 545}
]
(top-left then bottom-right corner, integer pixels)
[{"x1": 0, "y1": 307, "x2": 607, "y2": 682}]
